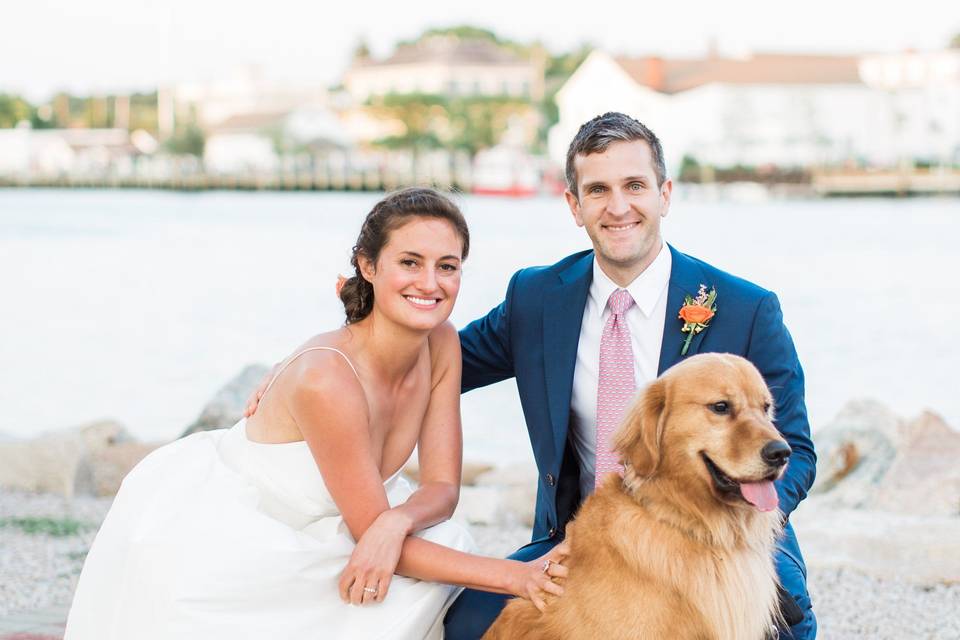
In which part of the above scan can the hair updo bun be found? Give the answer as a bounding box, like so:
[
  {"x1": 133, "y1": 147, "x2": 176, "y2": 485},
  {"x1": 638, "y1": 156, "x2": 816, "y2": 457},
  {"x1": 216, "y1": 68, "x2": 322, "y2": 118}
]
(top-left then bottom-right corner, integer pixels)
[{"x1": 339, "y1": 187, "x2": 470, "y2": 324}]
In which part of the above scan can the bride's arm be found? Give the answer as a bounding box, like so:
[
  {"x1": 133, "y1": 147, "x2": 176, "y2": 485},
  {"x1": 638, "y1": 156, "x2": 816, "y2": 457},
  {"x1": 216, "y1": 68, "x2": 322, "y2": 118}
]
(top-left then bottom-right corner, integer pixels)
[
  {"x1": 381, "y1": 321, "x2": 463, "y2": 534},
  {"x1": 389, "y1": 322, "x2": 568, "y2": 608},
  {"x1": 395, "y1": 532, "x2": 569, "y2": 610},
  {"x1": 289, "y1": 352, "x2": 412, "y2": 604},
  {"x1": 288, "y1": 324, "x2": 466, "y2": 540},
  {"x1": 289, "y1": 342, "x2": 564, "y2": 607}
]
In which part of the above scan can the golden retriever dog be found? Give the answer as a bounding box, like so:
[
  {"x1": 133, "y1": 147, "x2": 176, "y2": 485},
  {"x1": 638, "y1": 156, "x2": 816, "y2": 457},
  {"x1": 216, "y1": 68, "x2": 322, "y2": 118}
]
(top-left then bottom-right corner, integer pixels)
[{"x1": 484, "y1": 353, "x2": 790, "y2": 640}]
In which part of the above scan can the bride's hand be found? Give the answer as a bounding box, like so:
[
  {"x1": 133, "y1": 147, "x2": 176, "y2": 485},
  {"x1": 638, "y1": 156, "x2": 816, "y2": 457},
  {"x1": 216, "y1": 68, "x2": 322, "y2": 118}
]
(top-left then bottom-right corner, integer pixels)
[
  {"x1": 339, "y1": 510, "x2": 410, "y2": 606},
  {"x1": 508, "y1": 540, "x2": 571, "y2": 612}
]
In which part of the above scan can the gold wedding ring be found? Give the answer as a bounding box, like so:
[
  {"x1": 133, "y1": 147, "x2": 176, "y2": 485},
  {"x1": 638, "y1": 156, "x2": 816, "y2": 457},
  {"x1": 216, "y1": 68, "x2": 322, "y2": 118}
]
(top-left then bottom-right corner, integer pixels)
[{"x1": 542, "y1": 559, "x2": 552, "y2": 574}]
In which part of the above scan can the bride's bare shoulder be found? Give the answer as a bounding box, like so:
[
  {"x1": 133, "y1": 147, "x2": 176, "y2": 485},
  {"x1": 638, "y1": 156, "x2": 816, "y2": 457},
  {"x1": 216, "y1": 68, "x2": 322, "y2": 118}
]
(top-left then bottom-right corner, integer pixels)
[
  {"x1": 284, "y1": 335, "x2": 365, "y2": 402},
  {"x1": 284, "y1": 356, "x2": 369, "y2": 441},
  {"x1": 427, "y1": 321, "x2": 461, "y2": 379}
]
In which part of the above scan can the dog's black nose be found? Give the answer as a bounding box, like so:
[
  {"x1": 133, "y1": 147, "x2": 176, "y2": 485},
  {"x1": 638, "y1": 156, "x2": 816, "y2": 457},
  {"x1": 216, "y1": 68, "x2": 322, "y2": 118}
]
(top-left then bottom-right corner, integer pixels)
[{"x1": 761, "y1": 441, "x2": 792, "y2": 466}]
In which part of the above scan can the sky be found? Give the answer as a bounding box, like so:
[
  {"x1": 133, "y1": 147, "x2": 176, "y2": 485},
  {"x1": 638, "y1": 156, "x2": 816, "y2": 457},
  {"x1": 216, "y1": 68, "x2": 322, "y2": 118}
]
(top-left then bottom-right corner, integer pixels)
[{"x1": 3, "y1": 0, "x2": 958, "y2": 100}]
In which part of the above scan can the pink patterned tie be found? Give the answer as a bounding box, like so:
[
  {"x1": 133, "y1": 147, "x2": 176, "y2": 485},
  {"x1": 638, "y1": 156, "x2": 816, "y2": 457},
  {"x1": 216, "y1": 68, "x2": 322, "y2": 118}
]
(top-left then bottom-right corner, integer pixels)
[{"x1": 595, "y1": 288, "x2": 636, "y2": 489}]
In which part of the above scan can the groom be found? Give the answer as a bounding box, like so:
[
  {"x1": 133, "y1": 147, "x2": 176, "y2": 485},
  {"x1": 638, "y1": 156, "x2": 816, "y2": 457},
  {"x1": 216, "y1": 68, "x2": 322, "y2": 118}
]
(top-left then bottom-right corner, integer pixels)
[{"x1": 444, "y1": 112, "x2": 817, "y2": 639}]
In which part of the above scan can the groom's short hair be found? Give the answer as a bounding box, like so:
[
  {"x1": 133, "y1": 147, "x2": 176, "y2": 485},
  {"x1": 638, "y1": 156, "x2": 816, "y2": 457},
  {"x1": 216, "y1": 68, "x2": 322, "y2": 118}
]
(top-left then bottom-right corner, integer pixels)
[{"x1": 565, "y1": 112, "x2": 667, "y2": 196}]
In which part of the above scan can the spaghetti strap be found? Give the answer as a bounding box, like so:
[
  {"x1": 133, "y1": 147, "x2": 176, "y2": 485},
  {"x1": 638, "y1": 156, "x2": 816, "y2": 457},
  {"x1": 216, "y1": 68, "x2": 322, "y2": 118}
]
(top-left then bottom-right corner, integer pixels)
[{"x1": 259, "y1": 346, "x2": 360, "y2": 401}]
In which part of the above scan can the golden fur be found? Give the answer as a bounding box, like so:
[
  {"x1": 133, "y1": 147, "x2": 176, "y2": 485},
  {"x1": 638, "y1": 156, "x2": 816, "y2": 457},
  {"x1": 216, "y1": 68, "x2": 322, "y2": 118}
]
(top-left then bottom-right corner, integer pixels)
[{"x1": 484, "y1": 354, "x2": 787, "y2": 640}]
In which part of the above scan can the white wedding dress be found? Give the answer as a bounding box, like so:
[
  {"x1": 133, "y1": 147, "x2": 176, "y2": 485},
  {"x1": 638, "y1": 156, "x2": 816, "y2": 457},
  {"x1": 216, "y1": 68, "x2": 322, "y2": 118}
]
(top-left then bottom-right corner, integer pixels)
[{"x1": 65, "y1": 348, "x2": 473, "y2": 640}]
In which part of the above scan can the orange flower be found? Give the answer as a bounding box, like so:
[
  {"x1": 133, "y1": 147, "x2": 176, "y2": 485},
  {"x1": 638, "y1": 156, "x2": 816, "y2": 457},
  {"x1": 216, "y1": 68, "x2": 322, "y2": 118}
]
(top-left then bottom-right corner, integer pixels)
[
  {"x1": 679, "y1": 285, "x2": 717, "y2": 356},
  {"x1": 678, "y1": 305, "x2": 715, "y2": 325}
]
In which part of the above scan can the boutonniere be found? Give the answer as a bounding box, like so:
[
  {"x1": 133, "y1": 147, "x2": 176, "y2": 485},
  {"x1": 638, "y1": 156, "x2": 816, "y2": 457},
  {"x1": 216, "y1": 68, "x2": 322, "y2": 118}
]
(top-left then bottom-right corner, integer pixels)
[{"x1": 678, "y1": 285, "x2": 717, "y2": 356}]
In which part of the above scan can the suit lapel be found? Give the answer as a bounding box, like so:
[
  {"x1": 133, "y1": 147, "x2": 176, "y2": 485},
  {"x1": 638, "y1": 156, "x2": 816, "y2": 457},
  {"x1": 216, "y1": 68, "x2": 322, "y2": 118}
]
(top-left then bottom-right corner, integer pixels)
[
  {"x1": 543, "y1": 252, "x2": 593, "y2": 463},
  {"x1": 658, "y1": 245, "x2": 710, "y2": 374}
]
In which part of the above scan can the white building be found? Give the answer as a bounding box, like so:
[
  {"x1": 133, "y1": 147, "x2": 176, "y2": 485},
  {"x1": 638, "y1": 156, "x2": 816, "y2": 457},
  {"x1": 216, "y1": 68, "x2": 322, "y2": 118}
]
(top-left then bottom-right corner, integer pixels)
[
  {"x1": 0, "y1": 124, "x2": 146, "y2": 177},
  {"x1": 202, "y1": 106, "x2": 356, "y2": 174},
  {"x1": 168, "y1": 66, "x2": 329, "y2": 131},
  {"x1": 548, "y1": 52, "x2": 670, "y2": 167},
  {"x1": 167, "y1": 66, "x2": 356, "y2": 172},
  {"x1": 344, "y1": 36, "x2": 543, "y2": 103},
  {"x1": 549, "y1": 50, "x2": 942, "y2": 174},
  {"x1": 859, "y1": 50, "x2": 960, "y2": 165}
]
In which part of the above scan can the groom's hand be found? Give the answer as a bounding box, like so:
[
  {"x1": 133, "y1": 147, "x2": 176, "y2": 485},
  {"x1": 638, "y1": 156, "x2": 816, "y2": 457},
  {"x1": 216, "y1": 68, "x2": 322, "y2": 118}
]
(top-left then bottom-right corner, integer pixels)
[{"x1": 243, "y1": 364, "x2": 279, "y2": 417}]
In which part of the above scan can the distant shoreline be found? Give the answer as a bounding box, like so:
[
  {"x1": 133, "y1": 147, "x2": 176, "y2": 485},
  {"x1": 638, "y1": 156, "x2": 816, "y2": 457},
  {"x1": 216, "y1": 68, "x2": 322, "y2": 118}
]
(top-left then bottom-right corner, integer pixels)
[
  {"x1": 0, "y1": 169, "x2": 960, "y2": 199},
  {"x1": 3, "y1": 180, "x2": 960, "y2": 199}
]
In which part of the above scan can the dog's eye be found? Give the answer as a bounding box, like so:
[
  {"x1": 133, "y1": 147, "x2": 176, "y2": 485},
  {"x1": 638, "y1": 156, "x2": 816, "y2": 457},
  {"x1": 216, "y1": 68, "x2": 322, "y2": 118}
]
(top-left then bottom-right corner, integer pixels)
[
  {"x1": 763, "y1": 402, "x2": 772, "y2": 414},
  {"x1": 708, "y1": 401, "x2": 731, "y2": 415}
]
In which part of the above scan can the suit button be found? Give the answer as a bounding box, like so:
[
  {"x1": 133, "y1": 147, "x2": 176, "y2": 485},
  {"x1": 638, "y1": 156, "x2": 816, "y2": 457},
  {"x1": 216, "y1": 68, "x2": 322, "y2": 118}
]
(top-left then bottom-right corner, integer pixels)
[
  {"x1": 545, "y1": 473, "x2": 555, "y2": 486},
  {"x1": 548, "y1": 527, "x2": 557, "y2": 538}
]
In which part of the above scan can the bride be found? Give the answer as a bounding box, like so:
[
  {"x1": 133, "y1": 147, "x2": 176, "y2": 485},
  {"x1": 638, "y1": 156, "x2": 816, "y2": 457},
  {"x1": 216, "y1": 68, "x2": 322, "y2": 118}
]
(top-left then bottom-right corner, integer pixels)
[{"x1": 65, "y1": 188, "x2": 567, "y2": 640}]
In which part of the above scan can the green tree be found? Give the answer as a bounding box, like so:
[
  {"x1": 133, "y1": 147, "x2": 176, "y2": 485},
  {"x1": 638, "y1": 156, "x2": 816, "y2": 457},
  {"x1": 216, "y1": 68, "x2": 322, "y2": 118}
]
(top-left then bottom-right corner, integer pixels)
[
  {"x1": 368, "y1": 93, "x2": 448, "y2": 152},
  {"x1": 129, "y1": 92, "x2": 159, "y2": 134},
  {"x1": 0, "y1": 94, "x2": 33, "y2": 128},
  {"x1": 368, "y1": 93, "x2": 530, "y2": 157},
  {"x1": 446, "y1": 96, "x2": 529, "y2": 155},
  {"x1": 536, "y1": 44, "x2": 592, "y2": 146},
  {"x1": 545, "y1": 43, "x2": 592, "y2": 80},
  {"x1": 406, "y1": 25, "x2": 503, "y2": 47},
  {"x1": 407, "y1": 25, "x2": 542, "y2": 66},
  {"x1": 352, "y1": 38, "x2": 372, "y2": 62},
  {"x1": 165, "y1": 124, "x2": 205, "y2": 156},
  {"x1": 951, "y1": 32, "x2": 960, "y2": 48},
  {"x1": 35, "y1": 91, "x2": 160, "y2": 132},
  {"x1": 678, "y1": 154, "x2": 703, "y2": 183}
]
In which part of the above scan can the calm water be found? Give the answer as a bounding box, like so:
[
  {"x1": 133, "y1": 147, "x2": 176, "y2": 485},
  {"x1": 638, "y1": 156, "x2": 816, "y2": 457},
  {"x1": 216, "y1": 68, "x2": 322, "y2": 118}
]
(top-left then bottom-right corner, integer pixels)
[{"x1": 1, "y1": 189, "x2": 957, "y2": 464}]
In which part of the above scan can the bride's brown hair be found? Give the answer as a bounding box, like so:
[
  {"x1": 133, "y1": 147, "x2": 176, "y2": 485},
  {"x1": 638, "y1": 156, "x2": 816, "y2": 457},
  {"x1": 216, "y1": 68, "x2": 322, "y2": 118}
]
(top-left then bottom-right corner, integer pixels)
[{"x1": 339, "y1": 188, "x2": 470, "y2": 324}]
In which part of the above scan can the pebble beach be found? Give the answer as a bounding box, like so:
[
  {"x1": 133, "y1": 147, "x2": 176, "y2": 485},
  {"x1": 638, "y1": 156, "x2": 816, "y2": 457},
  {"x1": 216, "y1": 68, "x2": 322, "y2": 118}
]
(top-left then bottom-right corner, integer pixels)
[
  {"x1": 2, "y1": 488, "x2": 959, "y2": 639},
  {"x1": 4, "y1": 395, "x2": 960, "y2": 639}
]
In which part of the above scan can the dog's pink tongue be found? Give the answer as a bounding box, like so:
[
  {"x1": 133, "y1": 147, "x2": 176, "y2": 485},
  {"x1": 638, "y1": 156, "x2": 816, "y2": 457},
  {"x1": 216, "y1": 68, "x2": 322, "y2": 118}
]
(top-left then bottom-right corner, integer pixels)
[{"x1": 740, "y1": 481, "x2": 779, "y2": 512}]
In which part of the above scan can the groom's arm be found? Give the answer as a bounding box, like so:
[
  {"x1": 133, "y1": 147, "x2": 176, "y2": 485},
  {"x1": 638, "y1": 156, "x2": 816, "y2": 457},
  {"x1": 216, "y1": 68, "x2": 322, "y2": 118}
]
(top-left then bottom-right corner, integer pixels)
[
  {"x1": 458, "y1": 270, "x2": 521, "y2": 393},
  {"x1": 746, "y1": 292, "x2": 816, "y2": 517}
]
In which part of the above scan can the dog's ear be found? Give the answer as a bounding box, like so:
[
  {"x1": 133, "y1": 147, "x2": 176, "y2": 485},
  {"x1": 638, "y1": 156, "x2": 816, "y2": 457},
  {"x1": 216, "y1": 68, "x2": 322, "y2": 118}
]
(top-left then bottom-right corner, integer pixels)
[{"x1": 613, "y1": 377, "x2": 667, "y2": 478}]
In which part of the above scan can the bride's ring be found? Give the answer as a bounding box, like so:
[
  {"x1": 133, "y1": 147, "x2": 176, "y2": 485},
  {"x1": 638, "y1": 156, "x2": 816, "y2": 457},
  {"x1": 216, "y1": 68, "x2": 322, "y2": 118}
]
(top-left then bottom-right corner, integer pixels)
[
  {"x1": 363, "y1": 586, "x2": 378, "y2": 595},
  {"x1": 542, "y1": 559, "x2": 552, "y2": 574}
]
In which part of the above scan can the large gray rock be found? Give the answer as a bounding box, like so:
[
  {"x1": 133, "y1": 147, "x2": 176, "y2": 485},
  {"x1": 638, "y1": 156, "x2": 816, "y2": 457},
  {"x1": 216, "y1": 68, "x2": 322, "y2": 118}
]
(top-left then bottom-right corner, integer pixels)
[
  {"x1": 776, "y1": 400, "x2": 960, "y2": 585},
  {"x1": 810, "y1": 399, "x2": 904, "y2": 508},
  {"x1": 81, "y1": 441, "x2": 161, "y2": 496},
  {"x1": 873, "y1": 411, "x2": 960, "y2": 517},
  {"x1": 810, "y1": 400, "x2": 960, "y2": 517},
  {"x1": 0, "y1": 420, "x2": 133, "y2": 497},
  {"x1": 181, "y1": 364, "x2": 270, "y2": 437}
]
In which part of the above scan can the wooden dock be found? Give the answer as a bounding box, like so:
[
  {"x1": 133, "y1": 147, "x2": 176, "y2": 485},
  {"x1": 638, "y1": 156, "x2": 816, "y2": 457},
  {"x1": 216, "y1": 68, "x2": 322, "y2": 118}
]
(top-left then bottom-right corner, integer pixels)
[{"x1": 812, "y1": 169, "x2": 960, "y2": 197}]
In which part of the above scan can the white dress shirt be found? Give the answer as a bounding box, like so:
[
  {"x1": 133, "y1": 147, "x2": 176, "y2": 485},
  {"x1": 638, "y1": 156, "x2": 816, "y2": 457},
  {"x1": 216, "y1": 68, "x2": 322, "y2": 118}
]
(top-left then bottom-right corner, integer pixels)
[{"x1": 569, "y1": 243, "x2": 672, "y2": 498}]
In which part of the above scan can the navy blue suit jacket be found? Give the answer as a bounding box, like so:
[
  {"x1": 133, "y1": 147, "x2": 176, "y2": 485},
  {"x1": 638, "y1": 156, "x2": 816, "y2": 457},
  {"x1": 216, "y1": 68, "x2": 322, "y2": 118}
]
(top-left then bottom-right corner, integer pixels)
[{"x1": 458, "y1": 244, "x2": 816, "y2": 595}]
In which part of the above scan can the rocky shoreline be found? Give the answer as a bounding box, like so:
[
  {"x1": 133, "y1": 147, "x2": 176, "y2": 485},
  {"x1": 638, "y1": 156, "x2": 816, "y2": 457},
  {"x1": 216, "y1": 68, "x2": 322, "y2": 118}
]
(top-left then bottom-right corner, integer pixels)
[
  {"x1": 3, "y1": 367, "x2": 960, "y2": 637},
  {"x1": 2, "y1": 487, "x2": 959, "y2": 639}
]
